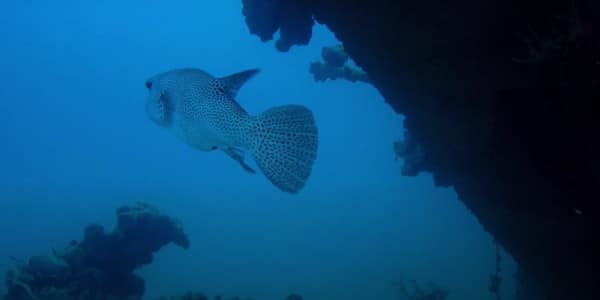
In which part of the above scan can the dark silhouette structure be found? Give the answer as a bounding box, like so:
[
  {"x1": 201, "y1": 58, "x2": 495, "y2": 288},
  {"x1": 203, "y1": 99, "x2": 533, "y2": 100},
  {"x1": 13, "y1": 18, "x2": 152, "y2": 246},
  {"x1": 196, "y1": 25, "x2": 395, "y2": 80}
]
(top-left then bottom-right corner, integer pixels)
[{"x1": 242, "y1": 1, "x2": 600, "y2": 299}]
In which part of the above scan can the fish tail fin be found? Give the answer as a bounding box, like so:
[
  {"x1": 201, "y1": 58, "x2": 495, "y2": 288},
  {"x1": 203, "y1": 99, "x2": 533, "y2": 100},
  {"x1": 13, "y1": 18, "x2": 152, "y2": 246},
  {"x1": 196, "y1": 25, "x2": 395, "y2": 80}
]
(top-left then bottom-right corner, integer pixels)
[{"x1": 249, "y1": 105, "x2": 318, "y2": 193}]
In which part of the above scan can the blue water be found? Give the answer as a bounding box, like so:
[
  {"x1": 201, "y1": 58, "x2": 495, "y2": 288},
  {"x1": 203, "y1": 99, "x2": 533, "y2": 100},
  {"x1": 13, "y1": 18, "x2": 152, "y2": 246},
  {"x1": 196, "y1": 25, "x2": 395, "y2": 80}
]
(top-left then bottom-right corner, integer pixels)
[{"x1": 0, "y1": 2, "x2": 517, "y2": 300}]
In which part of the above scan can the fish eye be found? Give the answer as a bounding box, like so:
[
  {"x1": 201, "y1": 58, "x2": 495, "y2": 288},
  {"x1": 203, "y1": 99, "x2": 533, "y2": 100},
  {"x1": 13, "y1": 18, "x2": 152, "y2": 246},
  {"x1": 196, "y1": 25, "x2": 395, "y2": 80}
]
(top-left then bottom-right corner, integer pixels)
[{"x1": 145, "y1": 81, "x2": 152, "y2": 89}]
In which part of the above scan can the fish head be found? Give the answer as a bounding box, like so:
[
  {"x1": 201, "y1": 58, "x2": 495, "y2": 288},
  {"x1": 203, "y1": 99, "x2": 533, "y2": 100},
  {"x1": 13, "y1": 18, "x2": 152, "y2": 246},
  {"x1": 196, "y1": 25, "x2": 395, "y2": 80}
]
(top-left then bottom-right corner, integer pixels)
[{"x1": 144, "y1": 74, "x2": 173, "y2": 127}]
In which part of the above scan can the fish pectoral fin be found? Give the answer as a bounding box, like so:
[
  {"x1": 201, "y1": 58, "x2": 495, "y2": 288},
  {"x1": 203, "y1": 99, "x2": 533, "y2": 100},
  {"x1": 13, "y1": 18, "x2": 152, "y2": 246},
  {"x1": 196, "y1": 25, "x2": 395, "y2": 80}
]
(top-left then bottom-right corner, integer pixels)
[
  {"x1": 218, "y1": 69, "x2": 260, "y2": 98},
  {"x1": 223, "y1": 147, "x2": 256, "y2": 174}
]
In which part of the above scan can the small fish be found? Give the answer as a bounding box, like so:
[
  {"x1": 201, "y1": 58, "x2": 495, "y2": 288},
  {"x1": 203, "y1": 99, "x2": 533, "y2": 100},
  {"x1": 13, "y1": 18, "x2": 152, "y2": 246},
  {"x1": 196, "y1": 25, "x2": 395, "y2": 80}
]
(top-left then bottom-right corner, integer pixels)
[{"x1": 145, "y1": 68, "x2": 318, "y2": 193}]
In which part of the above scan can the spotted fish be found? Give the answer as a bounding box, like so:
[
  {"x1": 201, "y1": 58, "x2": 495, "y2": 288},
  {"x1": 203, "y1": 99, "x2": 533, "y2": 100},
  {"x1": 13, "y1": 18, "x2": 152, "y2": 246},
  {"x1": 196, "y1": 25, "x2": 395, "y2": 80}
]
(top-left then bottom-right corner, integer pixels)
[{"x1": 144, "y1": 68, "x2": 318, "y2": 193}]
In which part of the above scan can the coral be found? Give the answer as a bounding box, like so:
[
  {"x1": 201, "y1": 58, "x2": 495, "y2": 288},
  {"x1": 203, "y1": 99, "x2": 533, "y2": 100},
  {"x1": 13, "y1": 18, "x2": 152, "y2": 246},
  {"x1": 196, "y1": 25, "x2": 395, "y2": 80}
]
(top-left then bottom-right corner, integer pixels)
[
  {"x1": 321, "y1": 45, "x2": 348, "y2": 68},
  {"x1": 242, "y1": 0, "x2": 313, "y2": 52},
  {"x1": 393, "y1": 131, "x2": 425, "y2": 177},
  {"x1": 488, "y1": 241, "x2": 502, "y2": 300},
  {"x1": 68, "y1": 201, "x2": 190, "y2": 276},
  {"x1": 284, "y1": 294, "x2": 303, "y2": 300},
  {"x1": 390, "y1": 278, "x2": 448, "y2": 300},
  {"x1": 309, "y1": 45, "x2": 369, "y2": 83},
  {"x1": 157, "y1": 292, "x2": 259, "y2": 300},
  {"x1": 157, "y1": 291, "x2": 209, "y2": 300},
  {"x1": 2, "y1": 202, "x2": 189, "y2": 300}
]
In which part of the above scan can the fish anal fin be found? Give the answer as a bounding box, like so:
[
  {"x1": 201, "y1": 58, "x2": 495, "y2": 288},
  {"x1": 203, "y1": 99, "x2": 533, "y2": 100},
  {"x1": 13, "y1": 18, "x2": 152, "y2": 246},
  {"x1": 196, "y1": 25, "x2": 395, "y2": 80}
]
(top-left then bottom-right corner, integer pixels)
[{"x1": 223, "y1": 147, "x2": 256, "y2": 174}]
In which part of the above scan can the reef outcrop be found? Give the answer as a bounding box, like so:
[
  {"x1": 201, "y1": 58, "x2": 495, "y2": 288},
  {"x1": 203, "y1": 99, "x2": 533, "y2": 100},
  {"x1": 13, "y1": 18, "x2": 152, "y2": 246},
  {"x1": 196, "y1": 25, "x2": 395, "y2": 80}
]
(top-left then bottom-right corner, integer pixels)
[
  {"x1": 2, "y1": 202, "x2": 189, "y2": 300},
  {"x1": 241, "y1": 0, "x2": 600, "y2": 299}
]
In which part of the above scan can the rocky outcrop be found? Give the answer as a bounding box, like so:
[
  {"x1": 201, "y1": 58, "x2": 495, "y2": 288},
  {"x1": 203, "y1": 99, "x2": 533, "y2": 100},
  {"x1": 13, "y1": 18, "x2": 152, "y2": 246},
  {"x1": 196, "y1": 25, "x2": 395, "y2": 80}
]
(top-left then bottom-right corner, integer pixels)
[{"x1": 242, "y1": 1, "x2": 600, "y2": 299}]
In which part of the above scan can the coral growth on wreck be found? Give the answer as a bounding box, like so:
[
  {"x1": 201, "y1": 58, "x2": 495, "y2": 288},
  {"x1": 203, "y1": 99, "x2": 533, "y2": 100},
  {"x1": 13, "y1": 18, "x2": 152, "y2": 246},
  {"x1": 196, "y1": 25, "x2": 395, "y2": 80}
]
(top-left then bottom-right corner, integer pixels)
[
  {"x1": 393, "y1": 131, "x2": 425, "y2": 177},
  {"x1": 242, "y1": 0, "x2": 313, "y2": 51},
  {"x1": 309, "y1": 45, "x2": 370, "y2": 83}
]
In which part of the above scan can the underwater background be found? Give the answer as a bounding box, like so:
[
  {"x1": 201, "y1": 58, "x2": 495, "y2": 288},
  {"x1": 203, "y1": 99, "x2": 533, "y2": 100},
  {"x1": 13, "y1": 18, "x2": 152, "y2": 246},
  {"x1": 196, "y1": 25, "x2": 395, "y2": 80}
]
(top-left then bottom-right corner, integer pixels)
[{"x1": 0, "y1": 1, "x2": 517, "y2": 300}]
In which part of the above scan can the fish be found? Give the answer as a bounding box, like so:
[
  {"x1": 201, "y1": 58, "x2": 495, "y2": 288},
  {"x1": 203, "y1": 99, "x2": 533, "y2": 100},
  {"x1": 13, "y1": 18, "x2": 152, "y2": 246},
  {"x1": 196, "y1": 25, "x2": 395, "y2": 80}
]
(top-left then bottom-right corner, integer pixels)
[{"x1": 144, "y1": 68, "x2": 318, "y2": 193}]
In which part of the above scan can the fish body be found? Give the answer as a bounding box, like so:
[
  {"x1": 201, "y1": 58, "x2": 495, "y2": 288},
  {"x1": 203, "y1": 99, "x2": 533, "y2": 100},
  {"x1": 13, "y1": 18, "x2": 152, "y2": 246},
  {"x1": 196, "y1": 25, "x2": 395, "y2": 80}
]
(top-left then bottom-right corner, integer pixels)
[{"x1": 145, "y1": 68, "x2": 318, "y2": 193}]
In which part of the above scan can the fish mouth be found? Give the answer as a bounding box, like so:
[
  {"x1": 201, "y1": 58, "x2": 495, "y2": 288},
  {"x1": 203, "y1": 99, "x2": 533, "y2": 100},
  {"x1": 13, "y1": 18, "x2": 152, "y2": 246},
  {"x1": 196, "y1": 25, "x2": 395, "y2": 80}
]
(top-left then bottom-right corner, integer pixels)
[{"x1": 146, "y1": 92, "x2": 174, "y2": 127}]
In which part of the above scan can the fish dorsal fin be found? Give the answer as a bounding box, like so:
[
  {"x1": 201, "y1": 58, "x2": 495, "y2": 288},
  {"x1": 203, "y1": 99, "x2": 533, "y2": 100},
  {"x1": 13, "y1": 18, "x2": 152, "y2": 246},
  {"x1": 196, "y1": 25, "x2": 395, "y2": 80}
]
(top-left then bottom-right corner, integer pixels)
[{"x1": 218, "y1": 69, "x2": 260, "y2": 98}]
